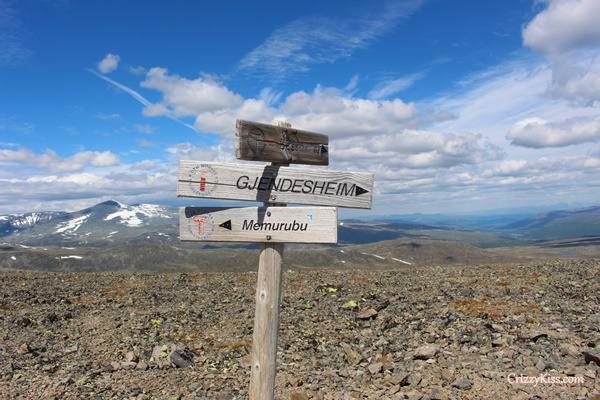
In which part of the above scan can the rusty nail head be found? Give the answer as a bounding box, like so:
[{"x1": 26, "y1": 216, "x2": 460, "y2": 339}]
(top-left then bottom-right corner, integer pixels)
[
  {"x1": 266, "y1": 235, "x2": 272, "y2": 240},
  {"x1": 267, "y1": 211, "x2": 271, "y2": 217}
]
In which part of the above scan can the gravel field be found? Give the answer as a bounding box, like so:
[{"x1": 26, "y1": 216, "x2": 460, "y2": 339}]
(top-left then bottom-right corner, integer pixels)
[{"x1": 1, "y1": 259, "x2": 599, "y2": 399}]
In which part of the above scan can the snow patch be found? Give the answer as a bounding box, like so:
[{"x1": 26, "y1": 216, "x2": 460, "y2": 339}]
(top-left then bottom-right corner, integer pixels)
[
  {"x1": 11, "y1": 256, "x2": 16, "y2": 260},
  {"x1": 55, "y1": 215, "x2": 89, "y2": 234},
  {"x1": 392, "y1": 257, "x2": 412, "y2": 265},
  {"x1": 19, "y1": 244, "x2": 32, "y2": 248},
  {"x1": 372, "y1": 254, "x2": 385, "y2": 260},
  {"x1": 12, "y1": 212, "x2": 44, "y2": 228},
  {"x1": 59, "y1": 255, "x2": 83, "y2": 260},
  {"x1": 104, "y1": 204, "x2": 170, "y2": 227}
]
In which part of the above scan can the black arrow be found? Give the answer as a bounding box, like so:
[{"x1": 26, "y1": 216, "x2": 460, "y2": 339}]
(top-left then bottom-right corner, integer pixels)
[
  {"x1": 355, "y1": 186, "x2": 369, "y2": 196},
  {"x1": 219, "y1": 220, "x2": 232, "y2": 230}
]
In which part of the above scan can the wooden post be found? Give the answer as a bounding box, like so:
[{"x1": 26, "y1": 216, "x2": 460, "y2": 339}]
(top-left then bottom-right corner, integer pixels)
[
  {"x1": 249, "y1": 241, "x2": 284, "y2": 399},
  {"x1": 249, "y1": 122, "x2": 291, "y2": 400}
]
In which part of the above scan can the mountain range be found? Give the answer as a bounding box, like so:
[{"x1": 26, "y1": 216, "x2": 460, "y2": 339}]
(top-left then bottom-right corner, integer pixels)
[{"x1": 2, "y1": 201, "x2": 600, "y2": 249}]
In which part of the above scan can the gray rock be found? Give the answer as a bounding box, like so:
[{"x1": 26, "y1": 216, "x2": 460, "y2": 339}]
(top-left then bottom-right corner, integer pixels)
[
  {"x1": 17, "y1": 343, "x2": 31, "y2": 355},
  {"x1": 136, "y1": 360, "x2": 149, "y2": 371},
  {"x1": 62, "y1": 345, "x2": 78, "y2": 355},
  {"x1": 151, "y1": 343, "x2": 173, "y2": 368},
  {"x1": 388, "y1": 371, "x2": 409, "y2": 386},
  {"x1": 356, "y1": 308, "x2": 378, "y2": 320},
  {"x1": 559, "y1": 343, "x2": 579, "y2": 357},
  {"x1": 120, "y1": 361, "x2": 137, "y2": 370},
  {"x1": 535, "y1": 359, "x2": 546, "y2": 371},
  {"x1": 407, "y1": 372, "x2": 422, "y2": 387},
  {"x1": 125, "y1": 351, "x2": 138, "y2": 363},
  {"x1": 583, "y1": 350, "x2": 600, "y2": 366},
  {"x1": 170, "y1": 349, "x2": 195, "y2": 368},
  {"x1": 451, "y1": 378, "x2": 473, "y2": 390},
  {"x1": 367, "y1": 362, "x2": 383, "y2": 374},
  {"x1": 413, "y1": 344, "x2": 440, "y2": 360},
  {"x1": 43, "y1": 312, "x2": 58, "y2": 324}
]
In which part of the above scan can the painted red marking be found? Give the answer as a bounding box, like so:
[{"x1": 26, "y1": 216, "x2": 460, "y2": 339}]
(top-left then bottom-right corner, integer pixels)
[
  {"x1": 192, "y1": 215, "x2": 208, "y2": 235},
  {"x1": 199, "y1": 176, "x2": 206, "y2": 192}
]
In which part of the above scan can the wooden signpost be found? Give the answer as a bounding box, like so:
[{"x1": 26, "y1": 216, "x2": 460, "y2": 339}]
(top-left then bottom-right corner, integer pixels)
[
  {"x1": 179, "y1": 206, "x2": 337, "y2": 243},
  {"x1": 178, "y1": 120, "x2": 374, "y2": 400},
  {"x1": 177, "y1": 161, "x2": 373, "y2": 209},
  {"x1": 236, "y1": 119, "x2": 329, "y2": 165}
]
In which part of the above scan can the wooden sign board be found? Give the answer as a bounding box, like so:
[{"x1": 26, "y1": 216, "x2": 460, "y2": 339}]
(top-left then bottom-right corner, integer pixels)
[
  {"x1": 179, "y1": 206, "x2": 337, "y2": 243},
  {"x1": 236, "y1": 119, "x2": 329, "y2": 165},
  {"x1": 177, "y1": 161, "x2": 374, "y2": 209}
]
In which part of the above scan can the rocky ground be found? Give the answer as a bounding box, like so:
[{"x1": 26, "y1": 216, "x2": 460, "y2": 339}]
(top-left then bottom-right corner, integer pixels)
[{"x1": 0, "y1": 259, "x2": 599, "y2": 399}]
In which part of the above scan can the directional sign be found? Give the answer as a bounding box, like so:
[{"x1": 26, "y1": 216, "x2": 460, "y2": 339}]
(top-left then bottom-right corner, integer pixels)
[
  {"x1": 179, "y1": 206, "x2": 337, "y2": 243},
  {"x1": 236, "y1": 119, "x2": 329, "y2": 165},
  {"x1": 177, "y1": 161, "x2": 374, "y2": 209}
]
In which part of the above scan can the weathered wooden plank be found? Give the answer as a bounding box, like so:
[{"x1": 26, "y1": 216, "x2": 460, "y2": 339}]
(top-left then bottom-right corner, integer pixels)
[
  {"x1": 249, "y1": 242, "x2": 283, "y2": 400},
  {"x1": 179, "y1": 206, "x2": 337, "y2": 243},
  {"x1": 236, "y1": 119, "x2": 328, "y2": 165},
  {"x1": 177, "y1": 161, "x2": 374, "y2": 209}
]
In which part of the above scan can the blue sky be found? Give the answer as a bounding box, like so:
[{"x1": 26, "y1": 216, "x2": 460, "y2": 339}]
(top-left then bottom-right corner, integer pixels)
[{"x1": 1, "y1": 0, "x2": 600, "y2": 215}]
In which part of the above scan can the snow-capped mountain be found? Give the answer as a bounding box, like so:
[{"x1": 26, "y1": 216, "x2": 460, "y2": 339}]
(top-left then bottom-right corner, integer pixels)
[
  {"x1": 0, "y1": 201, "x2": 178, "y2": 247},
  {"x1": 1, "y1": 211, "x2": 67, "y2": 235}
]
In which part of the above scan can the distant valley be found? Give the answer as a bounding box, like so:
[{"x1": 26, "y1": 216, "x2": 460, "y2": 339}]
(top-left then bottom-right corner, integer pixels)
[{"x1": 1, "y1": 200, "x2": 600, "y2": 272}]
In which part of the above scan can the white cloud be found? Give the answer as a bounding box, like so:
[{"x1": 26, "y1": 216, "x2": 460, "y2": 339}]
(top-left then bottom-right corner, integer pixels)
[
  {"x1": 523, "y1": 0, "x2": 600, "y2": 55},
  {"x1": 130, "y1": 67, "x2": 418, "y2": 138},
  {"x1": 523, "y1": 0, "x2": 600, "y2": 105},
  {"x1": 0, "y1": 148, "x2": 120, "y2": 172},
  {"x1": 507, "y1": 116, "x2": 600, "y2": 148},
  {"x1": 166, "y1": 142, "x2": 235, "y2": 163},
  {"x1": 238, "y1": 1, "x2": 423, "y2": 79},
  {"x1": 131, "y1": 160, "x2": 156, "y2": 170},
  {"x1": 333, "y1": 130, "x2": 503, "y2": 169},
  {"x1": 368, "y1": 72, "x2": 425, "y2": 99},
  {"x1": 0, "y1": 169, "x2": 175, "y2": 213},
  {"x1": 140, "y1": 67, "x2": 244, "y2": 116},
  {"x1": 481, "y1": 160, "x2": 528, "y2": 177},
  {"x1": 97, "y1": 53, "x2": 120, "y2": 74}
]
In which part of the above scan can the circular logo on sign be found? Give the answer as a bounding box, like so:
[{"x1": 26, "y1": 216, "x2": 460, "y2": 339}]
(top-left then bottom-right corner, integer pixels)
[
  {"x1": 188, "y1": 164, "x2": 218, "y2": 196},
  {"x1": 187, "y1": 213, "x2": 215, "y2": 240}
]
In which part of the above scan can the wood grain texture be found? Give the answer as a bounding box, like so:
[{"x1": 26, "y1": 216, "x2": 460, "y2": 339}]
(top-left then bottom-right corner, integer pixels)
[
  {"x1": 249, "y1": 242, "x2": 283, "y2": 400},
  {"x1": 179, "y1": 206, "x2": 337, "y2": 243},
  {"x1": 177, "y1": 161, "x2": 374, "y2": 209},
  {"x1": 236, "y1": 119, "x2": 328, "y2": 165}
]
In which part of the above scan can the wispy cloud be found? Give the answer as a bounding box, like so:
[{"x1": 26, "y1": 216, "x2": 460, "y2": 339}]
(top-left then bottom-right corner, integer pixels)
[
  {"x1": 0, "y1": 0, "x2": 31, "y2": 66},
  {"x1": 238, "y1": 0, "x2": 423, "y2": 79},
  {"x1": 89, "y1": 69, "x2": 198, "y2": 133},
  {"x1": 368, "y1": 72, "x2": 425, "y2": 99},
  {"x1": 96, "y1": 113, "x2": 121, "y2": 120}
]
